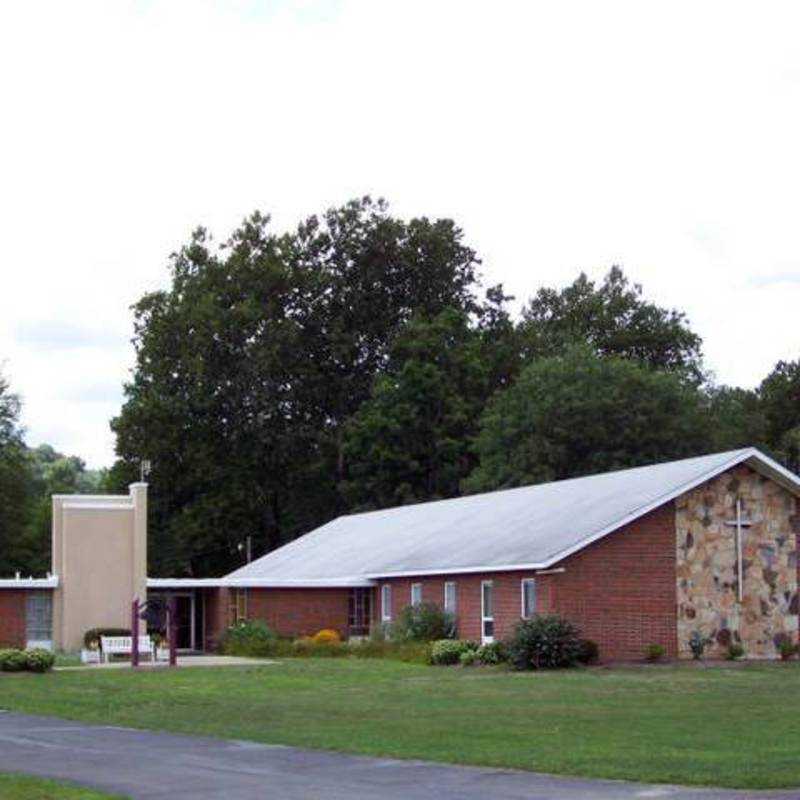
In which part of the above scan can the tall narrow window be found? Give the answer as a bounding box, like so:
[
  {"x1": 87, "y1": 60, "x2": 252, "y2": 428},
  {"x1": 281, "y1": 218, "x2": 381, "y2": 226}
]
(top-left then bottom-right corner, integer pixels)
[
  {"x1": 444, "y1": 581, "x2": 457, "y2": 614},
  {"x1": 411, "y1": 582, "x2": 423, "y2": 606},
  {"x1": 481, "y1": 580, "x2": 494, "y2": 644},
  {"x1": 228, "y1": 588, "x2": 248, "y2": 624},
  {"x1": 348, "y1": 588, "x2": 372, "y2": 637},
  {"x1": 25, "y1": 592, "x2": 53, "y2": 650},
  {"x1": 521, "y1": 578, "x2": 536, "y2": 619},
  {"x1": 381, "y1": 584, "x2": 392, "y2": 622}
]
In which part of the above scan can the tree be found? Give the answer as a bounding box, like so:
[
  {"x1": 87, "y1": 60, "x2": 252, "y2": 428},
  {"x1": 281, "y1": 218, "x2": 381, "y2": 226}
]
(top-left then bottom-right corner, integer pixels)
[
  {"x1": 0, "y1": 370, "x2": 35, "y2": 574},
  {"x1": 110, "y1": 198, "x2": 485, "y2": 575},
  {"x1": 760, "y1": 360, "x2": 800, "y2": 471},
  {"x1": 342, "y1": 308, "x2": 490, "y2": 509},
  {"x1": 518, "y1": 267, "x2": 705, "y2": 382},
  {"x1": 704, "y1": 386, "x2": 768, "y2": 453},
  {"x1": 464, "y1": 347, "x2": 713, "y2": 492}
]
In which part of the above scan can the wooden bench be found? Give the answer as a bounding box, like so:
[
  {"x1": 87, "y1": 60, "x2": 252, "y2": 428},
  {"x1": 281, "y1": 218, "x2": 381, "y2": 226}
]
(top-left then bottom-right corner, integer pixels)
[{"x1": 100, "y1": 635, "x2": 155, "y2": 663}]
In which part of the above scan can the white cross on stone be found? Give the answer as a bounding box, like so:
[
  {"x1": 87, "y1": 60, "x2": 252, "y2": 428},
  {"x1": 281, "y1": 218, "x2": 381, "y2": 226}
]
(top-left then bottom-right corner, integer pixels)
[{"x1": 724, "y1": 498, "x2": 754, "y2": 602}]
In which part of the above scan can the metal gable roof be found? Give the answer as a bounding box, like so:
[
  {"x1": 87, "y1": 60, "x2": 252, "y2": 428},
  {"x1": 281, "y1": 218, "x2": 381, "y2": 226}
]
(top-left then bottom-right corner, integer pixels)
[{"x1": 224, "y1": 448, "x2": 800, "y2": 586}]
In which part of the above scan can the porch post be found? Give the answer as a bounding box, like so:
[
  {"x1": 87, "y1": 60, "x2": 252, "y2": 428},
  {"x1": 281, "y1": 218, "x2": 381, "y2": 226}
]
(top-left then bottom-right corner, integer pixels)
[
  {"x1": 131, "y1": 598, "x2": 140, "y2": 668},
  {"x1": 168, "y1": 595, "x2": 178, "y2": 667}
]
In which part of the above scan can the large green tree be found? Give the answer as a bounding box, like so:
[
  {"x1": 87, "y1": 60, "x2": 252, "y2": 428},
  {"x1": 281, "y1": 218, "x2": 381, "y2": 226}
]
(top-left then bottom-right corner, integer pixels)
[
  {"x1": 342, "y1": 308, "x2": 492, "y2": 510},
  {"x1": 110, "y1": 198, "x2": 486, "y2": 575},
  {"x1": 704, "y1": 386, "x2": 768, "y2": 453},
  {"x1": 464, "y1": 347, "x2": 713, "y2": 492},
  {"x1": 0, "y1": 370, "x2": 33, "y2": 574},
  {"x1": 759, "y1": 359, "x2": 800, "y2": 471},
  {"x1": 519, "y1": 267, "x2": 704, "y2": 382}
]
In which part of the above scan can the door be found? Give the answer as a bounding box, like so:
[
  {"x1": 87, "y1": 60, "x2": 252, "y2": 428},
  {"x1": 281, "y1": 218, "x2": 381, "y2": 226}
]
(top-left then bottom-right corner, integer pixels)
[
  {"x1": 25, "y1": 592, "x2": 53, "y2": 650},
  {"x1": 348, "y1": 588, "x2": 372, "y2": 637},
  {"x1": 174, "y1": 594, "x2": 194, "y2": 650},
  {"x1": 481, "y1": 580, "x2": 494, "y2": 644}
]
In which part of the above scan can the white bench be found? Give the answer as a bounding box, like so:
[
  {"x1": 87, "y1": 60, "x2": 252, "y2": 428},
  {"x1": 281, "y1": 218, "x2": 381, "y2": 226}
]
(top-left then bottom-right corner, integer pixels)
[{"x1": 100, "y1": 635, "x2": 155, "y2": 663}]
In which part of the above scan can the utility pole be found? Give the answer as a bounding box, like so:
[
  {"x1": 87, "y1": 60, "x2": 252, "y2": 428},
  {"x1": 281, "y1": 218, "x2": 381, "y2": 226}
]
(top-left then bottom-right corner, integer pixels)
[{"x1": 239, "y1": 536, "x2": 253, "y2": 564}]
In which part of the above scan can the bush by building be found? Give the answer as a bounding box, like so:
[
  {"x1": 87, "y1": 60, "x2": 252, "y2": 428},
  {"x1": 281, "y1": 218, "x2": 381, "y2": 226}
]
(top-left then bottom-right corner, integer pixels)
[
  {"x1": 390, "y1": 602, "x2": 457, "y2": 642},
  {"x1": 506, "y1": 614, "x2": 583, "y2": 670}
]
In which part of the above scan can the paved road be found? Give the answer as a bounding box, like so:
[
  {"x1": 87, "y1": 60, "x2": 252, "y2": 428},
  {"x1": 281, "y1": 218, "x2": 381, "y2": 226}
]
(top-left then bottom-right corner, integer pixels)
[{"x1": 0, "y1": 712, "x2": 792, "y2": 800}]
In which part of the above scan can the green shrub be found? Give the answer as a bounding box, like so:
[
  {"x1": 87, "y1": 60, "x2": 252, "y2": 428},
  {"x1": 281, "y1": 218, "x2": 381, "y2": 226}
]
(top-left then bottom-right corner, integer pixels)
[
  {"x1": 726, "y1": 643, "x2": 745, "y2": 661},
  {"x1": 368, "y1": 622, "x2": 390, "y2": 642},
  {"x1": 390, "y1": 602, "x2": 456, "y2": 642},
  {"x1": 506, "y1": 615, "x2": 583, "y2": 670},
  {"x1": 25, "y1": 648, "x2": 56, "y2": 673},
  {"x1": 220, "y1": 620, "x2": 277, "y2": 657},
  {"x1": 83, "y1": 628, "x2": 130, "y2": 649},
  {"x1": 348, "y1": 639, "x2": 433, "y2": 664},
  {"x1": 688, "y1": 631, "x2": 712, "y2": 660},
  {"x1": 0, "y1": 649, "x2": 28, "y2": 672},
  {"x1": 459, "y1": 649, "x2": 479, "y2": 666},
  {"x1": 779, "y1": 639, "x2": 798, "y2": 661},
  {"x1": 645, "y1": 643, "x2": 666, "y2": 662},
  {"x1": 291, "y1": 637, "x2": 347, "y2": 658},
  {"x1": 476, "y1": 641, "x2": 507, "y2": 665},
  {"x1": 575, "y1": 639, "x2": 599, "y2": 665},
  {"x1": 431, "y1": 639, "x2": 477, "y2": 665}
]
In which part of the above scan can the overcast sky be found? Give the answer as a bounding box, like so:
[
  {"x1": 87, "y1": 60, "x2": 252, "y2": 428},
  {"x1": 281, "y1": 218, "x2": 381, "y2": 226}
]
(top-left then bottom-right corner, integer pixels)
[{"x1": 1, "y1": 1, "x2": 799, "y2": 468}]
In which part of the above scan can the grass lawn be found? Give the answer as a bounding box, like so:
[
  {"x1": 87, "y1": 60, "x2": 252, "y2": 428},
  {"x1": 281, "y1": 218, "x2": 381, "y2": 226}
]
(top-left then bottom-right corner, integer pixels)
[
  {"x1": 0, "y1": 774, "x2": 124, "y2": 799},
  {"x1": 1, "y1": 659, "x2": 799, "y2": 789}
]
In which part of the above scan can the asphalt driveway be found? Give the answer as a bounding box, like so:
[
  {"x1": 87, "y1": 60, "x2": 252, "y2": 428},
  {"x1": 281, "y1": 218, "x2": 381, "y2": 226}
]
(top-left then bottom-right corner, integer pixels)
[{"x1": 0, "y1": 711, "x2": 793, "y2": 800}]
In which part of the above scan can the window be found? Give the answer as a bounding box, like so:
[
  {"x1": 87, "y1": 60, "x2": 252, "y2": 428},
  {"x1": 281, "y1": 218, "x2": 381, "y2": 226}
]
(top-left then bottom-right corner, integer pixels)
[
  {"x1": 228, "y1": 588, "x2": 247, "y2": 624},
  {"x1": 381, "y1": 584, "x2": 392, "y2": 622},
  {"x1": 443, "y1": 581, "x2": 457, "y2": 614},
  {"x1": 25, "y1": 592, "x2": 52, "y2": 649},
  {"x1": 521, "y1": 578, "x2": 536, "y2": 618},
  {"x1": 348, "y1": 588, "x2": 372, "y2": 636},
  {"x1": 411, "y1": 582, "x2": 423, "y2": 606},
  {"x1": 481, "y1": 580, "x2": 494, "y2": 643}
]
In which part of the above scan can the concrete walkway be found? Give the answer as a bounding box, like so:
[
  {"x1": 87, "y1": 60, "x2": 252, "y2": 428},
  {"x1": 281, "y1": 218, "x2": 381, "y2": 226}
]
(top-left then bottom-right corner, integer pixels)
[
  {"x1": 0, "y1": 712, "x2": 793, "y2": 800},
  {"x1": 57, "y1": 655, "x2": 276, "y2": 670}
]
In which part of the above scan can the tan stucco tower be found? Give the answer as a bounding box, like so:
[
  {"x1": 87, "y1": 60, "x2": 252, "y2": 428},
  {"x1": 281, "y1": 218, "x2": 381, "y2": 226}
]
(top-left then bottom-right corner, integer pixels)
[{"x1": 51, "y1": 483, "x2": 147, "y2": 651}]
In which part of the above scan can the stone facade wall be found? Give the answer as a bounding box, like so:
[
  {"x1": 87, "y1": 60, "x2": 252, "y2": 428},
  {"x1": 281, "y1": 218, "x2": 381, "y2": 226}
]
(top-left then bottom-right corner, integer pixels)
[{"x1": 676, "y1": 465, "x2": 799, "y2": 659}]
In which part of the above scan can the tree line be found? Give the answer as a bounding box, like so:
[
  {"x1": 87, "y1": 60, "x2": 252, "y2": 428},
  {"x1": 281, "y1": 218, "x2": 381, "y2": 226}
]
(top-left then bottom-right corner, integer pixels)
[
  {"x1": 0, "y1": 381, "x2": 104, "y2": 575},
  {"x1": 1, "y1": 197, "x2": 798, "y2": 577}
]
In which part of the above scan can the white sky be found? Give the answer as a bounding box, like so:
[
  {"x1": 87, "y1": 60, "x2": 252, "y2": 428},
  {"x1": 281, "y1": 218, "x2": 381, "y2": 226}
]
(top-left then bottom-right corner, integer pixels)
[{"x1": 1, "y1": 0, "x2": 799, "y2": 468}]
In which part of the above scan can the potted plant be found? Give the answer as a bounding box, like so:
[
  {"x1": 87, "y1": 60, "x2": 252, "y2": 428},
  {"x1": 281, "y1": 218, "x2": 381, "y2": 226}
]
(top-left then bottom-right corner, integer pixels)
[
  {"x1": 779, "y1": 639, "x2": 798, "y2": 661},
  {"x1": 154, "y1": 633, "x2": 169, "y2": 661}
]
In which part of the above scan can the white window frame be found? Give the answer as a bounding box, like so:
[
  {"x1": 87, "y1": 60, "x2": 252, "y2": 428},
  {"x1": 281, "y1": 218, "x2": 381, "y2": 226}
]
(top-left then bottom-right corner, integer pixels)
[
  {"x1": 443, "y1": 581, "x2": 457, "y2": 614},
  {"x1": 521, "y1": 578, "x2": 536, "y2": 619},
  {"x1": 25, "y1": 591, "x2": 53, "y2": 651},
  {"x1": 410, "y1": 582, "x2": 423, "y2": 606},
  {"x1": 381, "y1": 584, "x2": 392, "y2": 622},
  {"x1": 481, "y1": 580, "x2": 494, "y2": 644}
]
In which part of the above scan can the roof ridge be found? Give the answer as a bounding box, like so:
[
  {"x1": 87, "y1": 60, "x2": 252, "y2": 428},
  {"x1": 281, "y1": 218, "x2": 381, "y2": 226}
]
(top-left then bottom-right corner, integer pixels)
[{"x1": 338, "y1": 447, "x2": 757, "y2": 521}]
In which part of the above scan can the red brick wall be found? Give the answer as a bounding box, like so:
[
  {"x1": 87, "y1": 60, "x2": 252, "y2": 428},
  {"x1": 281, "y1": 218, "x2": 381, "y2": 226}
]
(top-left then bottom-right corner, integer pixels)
[
  {"x1": 377, "y1": 503, "x2": 677, "y2": 661},
  {"x1": 376, "y1": 572, "x2": 549, "y2": 643},
  {"x1": 549, "y1": 503, "x2": 677, "y2": 660},
  {"x1": 0, "y1": 590, "x2": 26, "y2": 648},
  {"x1": 246, "y1": 588, "x2": 351, "y2": 639},
  {"x1": 203, "y1": 587, "x2": 229, "y2": 652}
]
